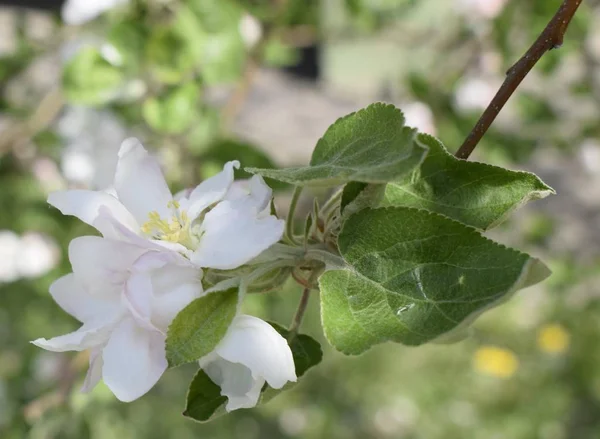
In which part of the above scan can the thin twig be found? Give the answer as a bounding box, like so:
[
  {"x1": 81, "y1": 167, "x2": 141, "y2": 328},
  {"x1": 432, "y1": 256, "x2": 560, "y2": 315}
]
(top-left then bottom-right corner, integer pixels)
[
  {"x1": 288, "y1": 286, "x2": 312, "y2": 337},
  {"x1": 455, "y1": 0, "x2": 583, "y2": 160},
  {"x1": 288, "y1": 270, "x2": 320, "y2": 338}
]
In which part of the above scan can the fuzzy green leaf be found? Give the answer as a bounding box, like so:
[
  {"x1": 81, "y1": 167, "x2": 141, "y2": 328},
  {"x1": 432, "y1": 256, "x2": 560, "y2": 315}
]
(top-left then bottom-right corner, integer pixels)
[
  {"x1": 374, "y1": 134, "x2": 554, "y2": 229},
  {"x1": 320, "y1": 207, "x2": 550, "y2": 355},
  {"x1": 166, "y1": 289, "x2": 237, "y2": 368},
  {"x1": 246, "y1": 103, "x2": 428, "y2": 186}
]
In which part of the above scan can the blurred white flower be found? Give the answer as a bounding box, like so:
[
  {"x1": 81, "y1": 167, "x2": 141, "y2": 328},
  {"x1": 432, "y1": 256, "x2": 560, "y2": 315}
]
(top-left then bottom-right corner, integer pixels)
[
  {"x1": 199, "y1": 315, "x2": 296, "y2": 411},
  {"x1": 579, "y1": 139, "x2": 600, "y2": 174},
  {"x1": 454, "y1": 77, "x2": 498, "y2": 112},
  {"x1": 0, "y1": 231, "x2": 60, "y2": 282},
  {"x1": 402, "y1": 101, "x2": 436, "y2": 135},
  {"x1": 32, "y1": 237, "x2": 202, "y2": 401},
  {"x1": 239, "y1": 14, "x2": 263, "y2": 49},
  {"x1": 17, "y1": 232, "x2": 60, "y2": 279},
  {"x1": 58, "y1": 107, "x2": 128, "y2": 189},
  {"x1": 0, "y1": 231, "x2": 21, "y2": 283},
  {"x1": 49, "y1": 139, "x2": 284, "y2": 270},
  {"x1": 62, "y1": 0, "x2": 129, "y2": 26},
  {"x1": 456, "y1": 0, "x2": 508, "y2": 19}
]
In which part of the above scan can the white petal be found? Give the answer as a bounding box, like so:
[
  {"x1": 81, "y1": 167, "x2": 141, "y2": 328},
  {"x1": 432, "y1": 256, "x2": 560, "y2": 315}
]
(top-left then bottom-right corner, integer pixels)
[
  {"x1": 182, "y1": 161, "x2": 239, "y2": 220},
  {"x1": 68, "y1": 236, "x2": 148, "y2": 294},
  {"x1": 151, "y1": 282, "x2": 201, "y2": 332},
  {"x1": 31, "y1": 320, "x2": 113, "y2": 352},
  {"x1": 93, "y1": 207, "x2": 165, "y2": 250},
  {"x1": 225, "y1": 175, "x2": 272, "y2": 214},
  {"x1": 123, "y1": 272, "x2": 157, "y2": 332},
  {"x1": 62, "y1": 0, "x2": 129, "y2": 25},
  {"x1": 203, "y1": 358, "x2": 264, "y2": 411},
  {"x1": 48, "y1": 190, "x2": 139, "y2": 236},
  {"x1": 191, "y1": 201, "x2": 284, "y2": 269},
  {"x1": 81, "y1": 348, "x2": 104, "y2": 393},
  {"x1": 131, "y1": 251, "x2": 202, "y2": 332},
  {"x1": 49, "y1": 273, "x2": 121, "y2": 323},
  {"x1": 102, "y1": 318, "x2": 167, "y2": 402},
  {"x1": 114, "y1": 139, "x2": 173, "y2": 226},
  {"x1": 213, "y1": 315, "x2": 296, "y2": 389}
]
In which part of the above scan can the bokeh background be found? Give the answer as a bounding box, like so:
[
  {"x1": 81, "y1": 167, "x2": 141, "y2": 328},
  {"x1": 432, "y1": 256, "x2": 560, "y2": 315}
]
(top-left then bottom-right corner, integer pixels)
[{"x1": 1, "y1": 0, "x2": 600, "y2": 438}]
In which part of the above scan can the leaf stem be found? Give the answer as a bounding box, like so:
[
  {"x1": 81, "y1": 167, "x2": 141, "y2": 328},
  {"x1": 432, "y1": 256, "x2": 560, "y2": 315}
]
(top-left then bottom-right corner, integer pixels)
[
  {"x1": 284, "y1": 186, "x2": 303, "y2": 246},
  {"x1": 288, "y1": 270, "x2": 320, "y2": 338},
  {"x1": 320, "y1": 187, "x2": 343, "y2": 216},
  {"x1": 454, "y1": 0, "x2": 583, "y2": 160}
]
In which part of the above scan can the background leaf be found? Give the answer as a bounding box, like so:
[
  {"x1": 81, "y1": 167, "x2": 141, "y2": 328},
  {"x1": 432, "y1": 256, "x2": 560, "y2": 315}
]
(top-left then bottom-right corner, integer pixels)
[
  {"x1": 166, "y1": 289, "x2": 238, "y2": 368},
  {"x1": 247, "y1": 103, "x2": 428, "y2": 186},
  {"x1": 320, "y1": 207, "x2": 550, "y2": 354}
]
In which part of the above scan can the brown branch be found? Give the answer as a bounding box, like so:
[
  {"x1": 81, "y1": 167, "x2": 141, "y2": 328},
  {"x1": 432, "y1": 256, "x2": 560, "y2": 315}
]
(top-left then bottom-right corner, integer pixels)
[{"x1": 455, "y1": 0, "x2": 583, "y2": 160}]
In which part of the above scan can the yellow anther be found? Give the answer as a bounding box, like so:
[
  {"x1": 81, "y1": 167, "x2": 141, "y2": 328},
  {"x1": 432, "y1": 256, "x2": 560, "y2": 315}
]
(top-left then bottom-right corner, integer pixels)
[
  {"x1": 167, "y1": 200, "x2": 180, "y2": 209},
  {"x1": 139, "y1": 204, "x2": 196, "y2": 249}
]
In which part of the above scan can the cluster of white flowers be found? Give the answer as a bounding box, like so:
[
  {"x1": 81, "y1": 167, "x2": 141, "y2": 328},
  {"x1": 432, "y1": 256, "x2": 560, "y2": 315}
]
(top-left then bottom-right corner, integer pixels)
[{"x1": 32, "y1": 140, "x2": 296, "y2": 408}]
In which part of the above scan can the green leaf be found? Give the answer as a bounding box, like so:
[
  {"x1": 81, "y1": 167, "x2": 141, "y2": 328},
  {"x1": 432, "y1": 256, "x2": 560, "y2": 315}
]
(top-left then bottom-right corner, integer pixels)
[
  {"x1": 62, "y1": 47, "x2": 124, "y2": 106},
  {"x1": 142, "y1": 83, "x2": 200, "y2": 134},
  {"x1": 247, "y1": 103, "x2": 428, "y2": 186},
  {"x1": 166, "y1": 289, "x2": 238, "y2": 368},
  {"x1": 340, "y1": 182, "x2": 368, "y2": 213},
  {"x1": 183, "y1": 323, "x2": 322, "y2": 422},
  {"x1": 146, "y1": 28, "x2": 195, "y2": 84},
  {"x1": 375, "y1": 134, "x2": 555, "y2": 229},
  {"x1": 183, "y1": 371, "x2": 227, "y2": 422},
  {"x1": 320, "y1": 207, "x2": 550, "y2": 355}
]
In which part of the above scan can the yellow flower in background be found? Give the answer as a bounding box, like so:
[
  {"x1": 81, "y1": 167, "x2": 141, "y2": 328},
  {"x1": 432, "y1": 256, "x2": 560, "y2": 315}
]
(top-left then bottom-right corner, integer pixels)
[
  {"x1": 473, "y1": 346, "x2": 519, "y2": 378},
  {"x1": 537, "y1": 324, "x2": 570, "y2": 354}
]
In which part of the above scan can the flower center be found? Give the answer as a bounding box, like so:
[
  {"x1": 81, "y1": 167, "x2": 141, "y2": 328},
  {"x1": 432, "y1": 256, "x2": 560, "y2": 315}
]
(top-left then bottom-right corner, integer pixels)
[{"x1": 140, "y1": 200, "x2": 197, "y2": 249}]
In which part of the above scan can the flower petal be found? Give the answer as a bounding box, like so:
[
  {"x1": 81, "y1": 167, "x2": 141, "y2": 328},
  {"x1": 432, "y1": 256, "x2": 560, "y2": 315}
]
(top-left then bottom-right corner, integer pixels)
[
  {"x1": 31, "y1": 320, "x2": 113, "y2": 353},
  {"x1": 152, "y1": 282, "x2": 201, "y2": 332},
  {"x1": 225, "y1": 175, "x2": 272, "y2": 215},
  {"x1": 191, "y1": 201, "x2": 284, "y2": 269},
  {"x1": 182, "y1": 161, "x2": 239, "y2": 220},
  {"x1": 48, "y1": 190, "x2": 139, "y2": 236},
  {"x1": 49, "y1": 273, "x2": 121, "y2": 323},
  {"x1": 68, "y1": 236, "x2": 148, "y2": 294},
  {"x1": 114, "y1": 139, "x2": 173, "y2": 226},
  {"x1": 130, "y1": 251, "x2": 202, "y2": 332},
  {"x1": 81, "y1": 348, "x2": 104, "y2": 393},
  {"x1": 213, "y1": 315, "x2": 296, "y2": 389},
  {"x1": 93, "y1": 207, "x2": 165, "y2": 251},
  {"x1": 123, "y1": 272, "x2": 158, "y2": 332},
  {"x1": 203, "y1": 358, "x2": 264, "y2": 411},
  {"x1": 102, "y1": 318, "x2": 167, "y2": 402}
]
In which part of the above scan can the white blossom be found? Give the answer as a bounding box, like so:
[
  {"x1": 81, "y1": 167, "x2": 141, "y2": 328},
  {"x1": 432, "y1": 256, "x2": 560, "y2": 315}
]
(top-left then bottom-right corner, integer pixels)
[
  {"x1": 57, "y1": 107, "x2": 128, "y2": 189},
  {"x1": 454, "y1": 77, "x2": 499, "y2": 112},
  {"x1": 0, "y1": 231, "x2": 60, "y2": 282},
  {"x1": 62, "y1": 0, "x2": 129, "y2": 26},
  {"x1": 199, "y1": 315, "x2": 296, "y2": 411},
  {"x1": 16, "y1": 232, "x2": 60, "y2": 279},
  {"x1": 0, "y1": 230, "x2": 21, "y2": 283},
  {"x1": 48, "y1": 139, "x2": 284, "y2": 270},
  {"x1": 32, "y1": 237, "x2": 202, "y2": 402},
  {"x1": 239, "y1": 14, "x2": 263, "y2": 49}
]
